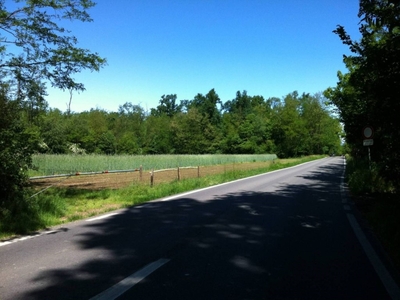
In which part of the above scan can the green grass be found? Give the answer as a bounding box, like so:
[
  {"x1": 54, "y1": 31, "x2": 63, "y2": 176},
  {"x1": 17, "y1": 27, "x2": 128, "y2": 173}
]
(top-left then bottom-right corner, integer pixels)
[
  {"x1": 1, "y1": 155, "x2": 321, "y2": 240},
  {"x1": 30, "y1": 154, "x2": 278, "y2": 177},
  {"x1": 353, "y1": 193, "x2": 400, "y2": 270},
  {"x1": 345, "y1": 156, "x2": 400, "y2": 270}
]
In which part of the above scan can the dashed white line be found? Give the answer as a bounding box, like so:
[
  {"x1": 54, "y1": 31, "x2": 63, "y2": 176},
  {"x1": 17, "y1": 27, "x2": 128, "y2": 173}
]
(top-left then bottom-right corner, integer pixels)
[{"x1": 89, "y1": 258, "x2": 170, "y2": 300}]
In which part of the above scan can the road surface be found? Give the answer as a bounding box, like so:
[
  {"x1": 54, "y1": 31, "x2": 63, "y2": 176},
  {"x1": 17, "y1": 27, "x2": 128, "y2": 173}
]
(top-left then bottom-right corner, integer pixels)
[{"x1": 0, "y1": 157, "x2": 399, "y2": 299}]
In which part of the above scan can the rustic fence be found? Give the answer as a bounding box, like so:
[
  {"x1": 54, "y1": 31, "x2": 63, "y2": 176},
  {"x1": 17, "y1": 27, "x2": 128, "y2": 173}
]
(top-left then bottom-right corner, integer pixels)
[
  {"x1": 29, "y1": 165, "x2": 202, "y2": 187},
  {"x1": 29, "y1": 160, "x2": 274, "y2": 192},
  {"x1": 30, "y1": 167, "x2": 144, "y2": 181},
  {"x1": 150, "y1": 166, "x2": 200, "y2": 187}
]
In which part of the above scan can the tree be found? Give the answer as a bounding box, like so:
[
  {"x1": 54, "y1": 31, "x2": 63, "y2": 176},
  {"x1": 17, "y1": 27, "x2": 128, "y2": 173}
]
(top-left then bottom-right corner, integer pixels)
[
  {"x1": 299, "y1": 93, "x2": 341, "y2": 155},
  {"x1": 224, "y1": 90, "x2": 252, "y2": 118},
  {"x1": 116, "y1": 103, "x2": 146, "y2": 154},
  {"x1": 271, "y1": 92, "x2": 307, "y2": 157},
  {"x1": 325, "y1": 0, "x2": 400, "y2": 188},
  {"x1": 0, "y1": 0, "x2": 105, "y2": 226},
  {"x1": 171, "y1": 108, "x2": 217, "y2": 154},
  {"x1": 190, "y1": 89, "x2": 222, "y2": 126},
  {"x1": 220, "y1": 92, "x2": 274, "y2": 154},
  {"x1": 40, "y1": 108, "x2": 68, "y2": 153},
  {"x1": 0, "y1": 86, "x2": 35, "y2": 223},
  {"x1": 144, "y1": 114, "x2": 174, "y2": 154},
  {"x1": 0, "y1": 0, "x2": 106, "y2": 99},
  {"x1": 150, "y1": 94, "x2": 182, "y2": 118}
]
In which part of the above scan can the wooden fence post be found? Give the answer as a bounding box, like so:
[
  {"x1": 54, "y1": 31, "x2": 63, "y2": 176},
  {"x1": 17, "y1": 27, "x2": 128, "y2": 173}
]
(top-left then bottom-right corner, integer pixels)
[
  {"x1": 197, "y1": 166, "x2": 200, "y2": 178},
  {"x1": 139, "y1": 165, "x2": 143, "y2": 181},
  {"x1": 177, "y1": 166, "x2": 181, "y2": 181},
  {"x1": 150, "y1": 169, "x2": 154, "y2": 187}
]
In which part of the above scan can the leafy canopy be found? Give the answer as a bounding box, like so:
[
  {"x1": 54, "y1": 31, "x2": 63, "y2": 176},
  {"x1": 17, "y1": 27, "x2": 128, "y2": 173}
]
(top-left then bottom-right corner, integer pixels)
[
  {"x1": 0, "y1": 0, "x2": 106, "y2": 99},
  {"x1": 325, "y1": 0, "x2": 400, "y2": 189}
]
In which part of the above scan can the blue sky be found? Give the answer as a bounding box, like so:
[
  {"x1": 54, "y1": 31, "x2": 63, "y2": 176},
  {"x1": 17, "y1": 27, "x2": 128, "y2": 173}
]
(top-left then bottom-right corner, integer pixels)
[{"x1": 45, "y1": 0, "x2": 361, "y2": 113}]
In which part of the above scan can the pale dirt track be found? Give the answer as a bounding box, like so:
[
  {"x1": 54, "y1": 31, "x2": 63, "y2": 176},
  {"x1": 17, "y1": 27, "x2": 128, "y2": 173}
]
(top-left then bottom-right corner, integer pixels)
[{"x1": 30, "y1": 161, "x2": 274, "y2": 190}]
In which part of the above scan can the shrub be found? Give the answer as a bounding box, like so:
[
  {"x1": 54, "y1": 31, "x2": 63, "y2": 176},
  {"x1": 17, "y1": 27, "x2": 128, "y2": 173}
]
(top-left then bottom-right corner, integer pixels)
[{"x1": 0, "y1": 89, "x2": 38, "y2": 232}]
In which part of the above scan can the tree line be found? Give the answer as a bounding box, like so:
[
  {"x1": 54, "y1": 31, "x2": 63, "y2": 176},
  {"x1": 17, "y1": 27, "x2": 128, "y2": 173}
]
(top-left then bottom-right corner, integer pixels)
[
  {"x1": 324, "y1": 0, "x2": 400, "y2": 191},
  {"x1": 24, "y1": 89, "x2": 342, "y2": 158},
  {"x1": 0, "y1": 0, "x2": 342, "y2": 232}
]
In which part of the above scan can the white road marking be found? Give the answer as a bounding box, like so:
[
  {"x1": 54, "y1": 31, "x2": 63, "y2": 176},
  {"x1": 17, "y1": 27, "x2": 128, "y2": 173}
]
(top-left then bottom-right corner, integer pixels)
[
  {"x1": 347, "y1": 214, "x2": 400, "y2": 299},
  {"x1": 1, "y1": 158, "x2": 326, "y2": 247},
  {"x1": 86, "y1": 213, "x2": 119, "y2": 222},
  {"x1": 162, "y1": 158, "x2": 326, "y2": 201},
  {"x1": 341, "y1": 158, "x2": 400, "y2": 299},
  {"x1": 0, "y1": 230, "x2": 58, "y2": 247},
  {"x1": 89, "y1": 258, "x2": 170, "y2": 300}
]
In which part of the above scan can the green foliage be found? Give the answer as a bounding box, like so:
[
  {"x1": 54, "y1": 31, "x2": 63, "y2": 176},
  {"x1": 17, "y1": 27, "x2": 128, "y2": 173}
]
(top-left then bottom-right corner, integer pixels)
[
  {"x1": 150, "y1": 94, "x2": 182, "y2": 118},
  {"x1": 190, "y1": 89, "x2": 222, "y2": 126},
  {"x1": 346, "y1": 155, "x2": 400, "y2": 269},
  {"x1": 0, "y1": 0, "x2": 106, "y2": 96},
  {"x1": 144, "y1": 115, "x2": 173, "y2": 154},
  {"x1": 171, "y1": 108, "x2": 217, "y2": 154},
  {"x1": 40, "y1": 108, "x2": 68, "y2": 153},
  {"x1": 2, "y1": 155, "x2": 321, "y2": 238},
  {"x1": 18, "y1": 88, "x2": 341, "y2": 158},
  {"x1": 325, "y1": 0, "x2": 400, "y2": 190},
  {"x1": 0, "y1": 0, "x2": 106, "y2": 230},
  {"x1": 345, "y1": 157, "x2": 392, "y2": 195},
  {"x1": 30, "y1": 154, "x2": 278, "y2": 176},
  {"x1": 0, "y1": 88, "x2": 36, "y2": 225}
]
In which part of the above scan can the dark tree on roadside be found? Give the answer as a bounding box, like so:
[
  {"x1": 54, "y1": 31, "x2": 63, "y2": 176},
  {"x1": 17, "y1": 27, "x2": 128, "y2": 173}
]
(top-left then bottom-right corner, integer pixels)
[
  {"x1": 0, "y1": 0, "x2": 106, "y2": 228},
  {"x1": 325, "y1": 0, "x2": 400, "y2": 189}
]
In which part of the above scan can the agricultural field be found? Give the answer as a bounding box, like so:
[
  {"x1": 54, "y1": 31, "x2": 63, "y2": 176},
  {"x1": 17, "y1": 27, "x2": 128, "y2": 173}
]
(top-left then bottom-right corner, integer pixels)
[
  {"x1": 30, "y1": 160, "x2": 280, "y2": 190},
  {"x1": 30, "y1": 154, "x2": 278, "y2": 177}
]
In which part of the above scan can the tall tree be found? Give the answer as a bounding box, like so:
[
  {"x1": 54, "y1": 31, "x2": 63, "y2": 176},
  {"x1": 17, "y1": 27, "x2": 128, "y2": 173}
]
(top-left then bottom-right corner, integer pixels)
[
  {"x1": 0, "y1": 86, "x2": 35, "y2": 223},
  {"x1": 40, "y1": 108, "x2": 68, "y2": 153},
  {"x1": 325, "y1": 0, "x2": 400, "y2": 188},
  {"x1": 0, "y1": 0, "x2": 106, "y2": 225},
  {"x1": 171, "y1": 108, "x2": 217, "y2": 154},
  {"x1": 150, "y1": 94, "x2": 182, "y2": 118},
  {"x1": 190, "y1": 89, "x2": 222, "y2": 126},
  {"x1": 0, "y1": 0, "x2": 106, "y2": 99},
  {"x1": 116, "y1": 103, "x2": 146, "y2": 154}
]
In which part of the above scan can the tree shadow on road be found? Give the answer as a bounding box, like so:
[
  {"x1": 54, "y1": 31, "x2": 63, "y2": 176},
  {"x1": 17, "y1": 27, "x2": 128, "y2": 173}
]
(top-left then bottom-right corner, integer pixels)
[{"x1": 22, "y1": 159, "x2": 382, "y2": 300}]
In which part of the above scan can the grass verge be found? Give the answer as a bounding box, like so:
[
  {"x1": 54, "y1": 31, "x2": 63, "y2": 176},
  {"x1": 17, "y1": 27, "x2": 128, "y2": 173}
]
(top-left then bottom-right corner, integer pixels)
[
  {"x1": 0, "y1": 155, "x2": 323, "y2": 240},
  {"x1": 346, "y1": 156, "x2": 400, "y2": 270}
]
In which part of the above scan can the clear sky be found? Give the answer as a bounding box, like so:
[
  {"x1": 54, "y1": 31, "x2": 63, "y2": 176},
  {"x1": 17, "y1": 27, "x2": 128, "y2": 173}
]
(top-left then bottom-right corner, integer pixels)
[{"x1": 45, "y1": 0, "x2": 361, "y2": 113}]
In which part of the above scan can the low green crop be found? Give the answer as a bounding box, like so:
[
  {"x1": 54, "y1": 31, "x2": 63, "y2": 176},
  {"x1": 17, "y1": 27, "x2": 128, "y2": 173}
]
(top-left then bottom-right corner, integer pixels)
[{"x1": 30, "y1": 154, "x2": 277, "y2": 177}]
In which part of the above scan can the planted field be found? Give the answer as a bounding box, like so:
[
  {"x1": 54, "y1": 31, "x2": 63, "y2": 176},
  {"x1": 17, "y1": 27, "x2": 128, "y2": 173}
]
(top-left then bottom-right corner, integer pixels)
[
  {"x1": 30, "y1": 161, "x2": 276, "y2": 190},
  {"x1": 30, "y1": 154, "x2": 277, "y2": 177}
]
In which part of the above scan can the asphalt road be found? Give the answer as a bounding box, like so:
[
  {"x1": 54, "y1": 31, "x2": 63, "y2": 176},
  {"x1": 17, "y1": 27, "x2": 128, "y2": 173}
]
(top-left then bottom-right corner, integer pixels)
[{"x1": 0, "y1": 157, "x2": 399, "y2": 299}]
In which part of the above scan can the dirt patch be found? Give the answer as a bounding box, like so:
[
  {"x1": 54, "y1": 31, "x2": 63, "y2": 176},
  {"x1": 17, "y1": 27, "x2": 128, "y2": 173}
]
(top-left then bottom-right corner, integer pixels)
[{"x1": 30, "y1": 161, "x2": 274, "y2": 190}]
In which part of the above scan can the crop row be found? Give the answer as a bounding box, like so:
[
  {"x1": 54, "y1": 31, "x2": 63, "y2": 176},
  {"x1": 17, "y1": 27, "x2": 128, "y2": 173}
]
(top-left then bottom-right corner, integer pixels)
[{"x1": 30, "y1": 154, "x2": 277, "y2": 177}]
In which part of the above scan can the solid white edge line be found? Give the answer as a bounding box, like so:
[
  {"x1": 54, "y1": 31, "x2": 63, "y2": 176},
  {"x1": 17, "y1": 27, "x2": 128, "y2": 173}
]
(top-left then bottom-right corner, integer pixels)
[
  {"x1": 89, "y1": 258, "x2": 170, "y2": 300},
  {"x1": 347, "y1": 214, "x2": 400, "y2": 299},
  {"x1": 86, "y1": 213, "x2": 119, "y2": 222},
  {"x1": 0, "y1": 158, "x2": 326, "y2": 246},
  {"x1": 162, "y1": 158, "x2": 327, "y2": 201},
  {"x1": 341, "y1": 158, "x2": 400, "y2": 299},
  {"x1": 1, "y1": 213, "x2": 120, "y2": 247},
  {"x1": 0, "y1": 230, "x2": 58, "y2": 247}
]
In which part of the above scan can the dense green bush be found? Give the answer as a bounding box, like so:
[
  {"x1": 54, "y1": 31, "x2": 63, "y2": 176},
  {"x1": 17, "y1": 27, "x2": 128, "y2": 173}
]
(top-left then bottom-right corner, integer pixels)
[
  {"x1": 345, "y1": 156, "x2": 393, "y2": 195},
  {"x1": 0, "y1": 90, "x2": 37, "y2": 233}
]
